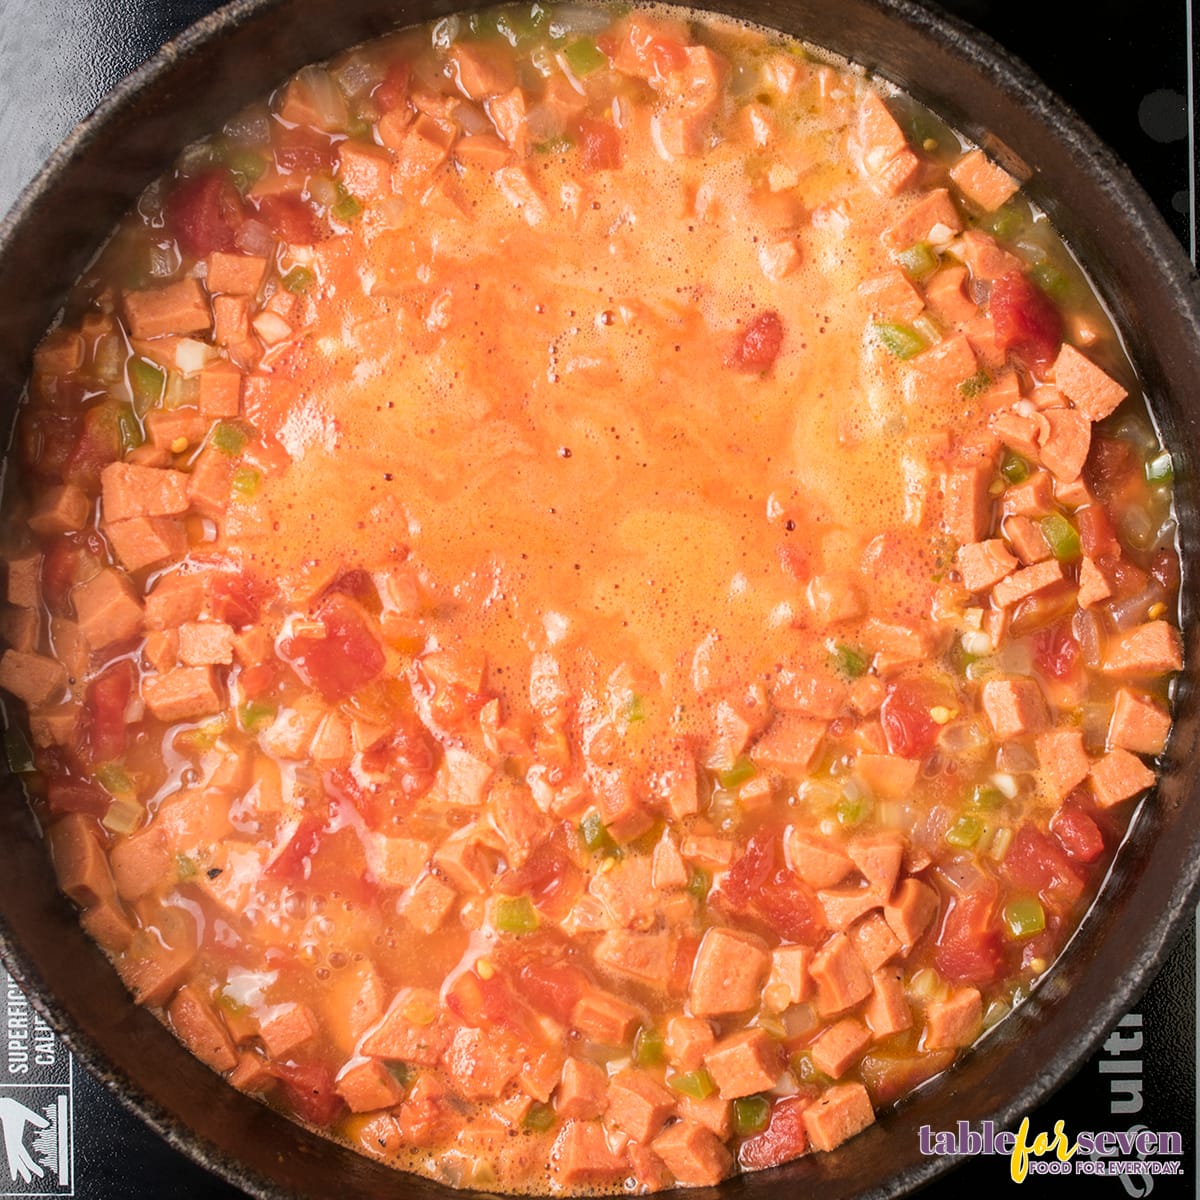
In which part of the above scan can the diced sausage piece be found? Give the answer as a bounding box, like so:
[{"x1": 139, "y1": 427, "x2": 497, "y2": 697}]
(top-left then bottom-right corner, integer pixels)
[
  {"x1": 168, "y1": 983, "x2": 238, "y2": 1073},
  {"x1": 956, "y1": 539, "x2": 1017, "y2": 593},
  {"x1": 1089, "y1": 748, "x2": 1156, "y2": 809},
  {"x1": 145, "y1": 571, "x2": 206, "y2": 629},
  {"x1": 110, "y1": 827, "x2": 171, "y2": 901},
  {"x1": 923, "y1": 987, "x2": 982, "y2": 1050},
  {"x1": 34, "y1": 329, "x2": 85, "y2": 375},
  {"x1": 336, "y1": 1058, "x2": 405, "y2": 1113},
  {"x1": 863, "y1": 966, "x2": 912, "y2": 1039},
  {"x1": 981, "y1": 676, "x2": 1049, "y2": 739},
  {"x1": 594, "y1": 930, "x2": 674, "y2": 988},
  {"x1": 786, "y1": 830, "x2": 854, "y2": 888},
  {"x1": 991, "y1": 409, "x2": 1046, "y2": 461},
  {"x1": 1004, "y1": 515, "x2": 1052, "y2": 564},
  {"x1": 802, "y1": 1082, "x2": 875, "y2": 1152},
  {"x1": 1002, "y1": 470, "x2": 1056, "y2": 518},
  {"x1": 360, "y1": 992, "x2": 447, "y2": 1064},
  {"x1": 489, "y1": 89, "x2": 532, "y2": 159},
  {"x1": 948, "y1": 148, "x2": 1019, "y2": 211},
  {"x1": 105, "y1": 516, "x2": 188, "y2": 572},
  {"x1": 819, "y1": 884, "x2": 883, "y2": 930},
  {"x1": 143, "y1": 666, "x2": 223, "y2": 722},
  {"x1": 912, "y1": 332, "x2": 979, "y2": 391},
  {"x1": 450, "y1": 42, "x2": 517, "y2": 98},
  {"x1": 850, "y1": 912, "x2": 901, "y2": 971},
  {"x1": 1108, "y1": 689, "x2": 1171, "y2": 756},
  {"x1": 116, "y1": 936, "x2": 198, "y2": 1007},
  {"x1": 761, "y1": 944, "x2": 813, "y2": 1012},
  {"x1": 847, "y1": 832, "x2": 905, "y2": 895},
  {"x1": 810, "y1": 932, "x2": 873, "y2": 1017},
  {"x1": 1053, "y1": 343, "x2": 1127, "y2": 421},
  {"x1": 572, "y1": 988, "x2": 642, "y2": 1046},
  {"x1": 665, "y1": 1016, "x2": 715, "y2": 1072},
  {"x1": 557, "y1": 1057, "x2": 609, "y2": 1120},
  {"x1": 942, "y1": 459, "x2": 993, "y2": 545},
  {"x1": 874, "y1": 147, "x2": 922, "y2": 196},
  {"x1": 811, "y1": 1018, "x2": 871, "y2": 1079},
  {"x1": 651, "y1": 1119, "x2": 733, "y2": 1187},
  {"x1": 390, "y1": 113, "x2": 457, "y2": 179},
  {"x1": 0, "y1": 649, "x2": 66, "y2": 706},
  {"x1": 494, "y1": 164, "x2": 548, "y2": 226},
  {"x1": 178, "y1": 621, "x2": 235, "y2": 666},
  {"x1": 80, "y1": 896, "x2": 135, "y2": 953},
  {"x1": 197, "y1": 362, "x2": 244, "y2": 418},
  {"x1": 228, "y1": 1051, "x2": 273, "y2": 1093},
  {"x1": 1102, "y1": 621, "x2": 1183, "y2": 677},
  {"x1": 1037, "y1": 407, "x2": 1091, "y2": 483},
  {"x1": 1035, "y1": 728, "x2": 1091, "y2": 801},
  {"x1": 805, "y1": 573, "x2": 867, "y2": 626},
  {"x1": 772, "y1": 667, "x2": 848, "y2": 718},
  {"x1": 46, "y1": 813, "x2": 116, "y2": 907},
  {"x1": 688, "y1": 927, "x2": 771, "y2": 1017},
  {"x1": 7, "y1": 551, "x2": 41, "y2": 608},
  {"x1": 442, "y1": 1025, "x2": 524, "y2": 1099},
  {"x1": 858, "y1": 269, "x2": 924, "y2": 321},
  {"x1": 188, "y1": 447, "x2": 234, "y2": 518},
  {"x1": 206, "y1": 252, "x2": 268, "y2": 296},
  {"x1": 677, "y1": 1093, "x2": 732, "y2": 1138},
  {"x1": 0, "y1": 605, "x2": 38, "y2": 654},
  {"x1": 213, "y1": 294, "x2": 251, "y2": 347},
  {"x1": 454, "y1": 134, "x2": 511, "y2": 171},
  {"x1": 144, "y1": 407, "x2": 208, "y2": 453},
  {"x1": 704, "y1": 1028, "x2": 782, "y2": 1099},
  {"x1": 856, "y1": 91, "x2": 908, "y2": 170},
  {"x1": 124, "y1": 277, "x2": 212, "y2": 339},
  {"x1": 958, "y1": 229, "x2": 1024, "y2": 280},
  {"x1": 882, "y1": 188, "x2": 963, "y2": 251},
  {"x1": 651, "y1": 832, "x2": 689, "y2": 890},
  {"x1": 72, "y1": 568, "x2": 144, "y2": 650},
  {"x1": 259, "y1": 1002, "x2": 318, "y2": 1057},
  {"x1": 605, "y1": 1069, "x2": 676, "y2": 1142},
  {"x1": 101, "y1": 462, "x2": 190, "y2": 522},
  {"x1": 991, "y1": 560, "x2": 1067, "y2": 610},
  {"x1": 551, "y1": 1120, "x2": 627, "y2": 1187},
  {"x1": 882, "y1": 877, "x2": 939, "y2": 947},
  {"x1": 854, "y1": 753, "x2": 920, "y2": 801},
  {"x1": 397, "y1": 871, "x2": 457, "y2": 934},
  {"x1": 28, "y1": 484, "x2": 90, "y2": 536},
  {"x1": 750, "y1": 713, "x2": 826, "y2": 773},
  {"x1": 1077, "y1": 556, "x2": 1114, "y2": 608},
  {"x1": 758, "y1": 238, "x2": 801, "y2": 281},
  {"x1": 336, "y1": 141, "x2": 394, "y2": 199},
  {"x1": 923, "y1": 265, "x2": 977, "y2": 325}
]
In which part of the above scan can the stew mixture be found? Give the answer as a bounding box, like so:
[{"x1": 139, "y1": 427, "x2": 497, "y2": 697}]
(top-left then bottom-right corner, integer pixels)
[{"x1": 0, "y1": 1, "x2": 1182, "y2": 1192}]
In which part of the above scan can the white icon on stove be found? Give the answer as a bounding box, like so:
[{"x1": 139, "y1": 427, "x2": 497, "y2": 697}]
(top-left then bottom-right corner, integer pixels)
[{"x1": 0, "y1": 1094, "x2": 68, "y2": 1187}]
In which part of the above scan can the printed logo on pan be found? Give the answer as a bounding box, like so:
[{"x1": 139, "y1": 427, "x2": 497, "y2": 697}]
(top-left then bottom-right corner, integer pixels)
[
  {"x1": 0, "y1": 972, "x2": 72, "y2": 1196},
  {"x1": 919, "y1": 1118, "x2": 1185, "y2": 1182}
]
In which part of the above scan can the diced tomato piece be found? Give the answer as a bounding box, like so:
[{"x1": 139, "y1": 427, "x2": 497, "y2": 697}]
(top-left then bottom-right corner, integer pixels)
[
  {"x1": 46, "y1": 775, "x2": 109, "y2": 818},
  {"x1": 1001, "y1": 822, "x2": 1084, "y2": 906},
  {"x1": 210, "y1": 571, "x2": 263, "y2": 629},
  {"x1": 1075, "y1": 504, "x2": 1120, "y2": 558},
  {"x1": 64, "y1": 402, "x2": 122, "y2": 490},
  {"x1": 776, "y1": 542, "x2": 813, "y2": 582},
  {"x1": 496, "y1": 830, "x2": 579, "y2": 916},
  {"x1": 42, "y1": 538, "x2": 85, "y2": 614},
  {"x1": 167, "y1": 168, "x2": 247, "y2": 258},
  {"x1": 358, "y1": 716, "x2": 439, "y2": 800},
  {"x1": 727, "y1": 311, "x2": 783, "y2": 373},
  {"x1": 578, "y1": 118, "x2": 621, "y2": 172},
  {"x1": 21, "y1": 408, "x2": 79, "y2": 482},
  {"x1": 933, "y1": 886, "x2": 1005, "y2": 985},
  {"x1": 1085, "y1": 437, "x2": 1139, "y2": 505},
  {"x1": 271, "y1": 122, "x2": 336, "y2": 175},
  {"x1": 272, "y1": 1062, "x2": 343, "y2": 1127},
  {"x1": 264, "y1": 817, "x2": 324, "y2": 882},
  {"x1": 1049, "y1": 801, "x2": 1105, "y2": 864},
  {"x1": 283, "y1": 593, "x2": 384, "y2": 702},
  {"x1": 722, "y1": 830, "x2": 827, "y2": 944},
  {"x1": 880, "y1": 677, "x2": 945, "y2": 759},
  {"x1": 254, "y1": 192, "x2": 322, "y2": 245},
  {"x1": 446, "y1": 969, "x2": 533, "y2": 1038},
  {"x1": 1032, "y1": 620, "x2": 1079, "y2": 681},
  {"x1": 989, "y1": 270, "x2": 1063, "y2": 371},
  {"x1": 374, "y1": 61, "x2": 412, "y2": 113},
  {"x1": 1150, "y1": 548, "x2": 1180, "y2": 598},
  {"x1": 738, "y1": 1096, "x2": 811, "y2": 1170},
  {"x1": 238, "y1": 661, "x2": 279, "y2": 700},
  {"x1": 84, "y1": 660, "x2": 136, "y2": 762},
  {"x1": 517, "y1": 959, "x2": 589, "y2": 1024}
]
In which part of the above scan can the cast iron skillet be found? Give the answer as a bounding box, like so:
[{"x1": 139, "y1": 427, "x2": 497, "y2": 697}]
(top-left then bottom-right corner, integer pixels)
[{"x1": 0, "y1": 0, "x2": 1198, "y2": 1196}]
